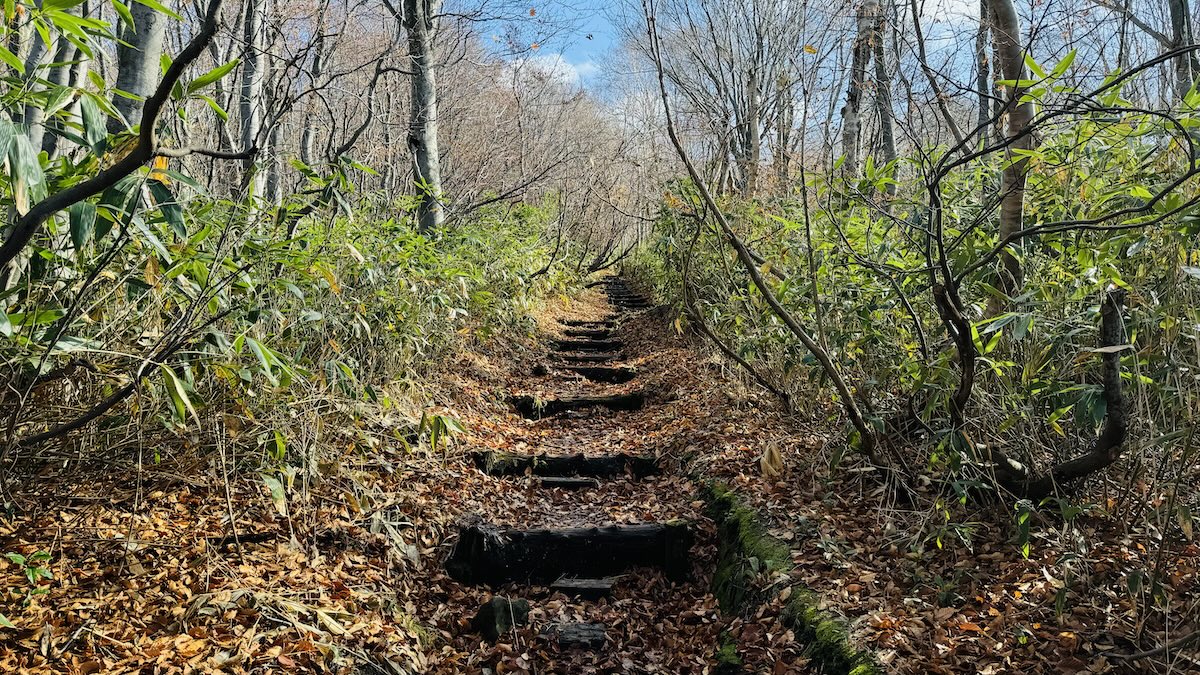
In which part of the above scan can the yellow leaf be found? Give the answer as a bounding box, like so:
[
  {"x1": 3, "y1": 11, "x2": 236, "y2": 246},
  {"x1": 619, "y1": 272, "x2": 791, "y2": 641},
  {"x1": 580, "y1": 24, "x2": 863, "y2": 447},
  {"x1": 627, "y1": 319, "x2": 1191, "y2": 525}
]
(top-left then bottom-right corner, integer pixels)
[
  {"x1": 150, "y1": 156, "x2": 170, "y2": 184},
  {"x1": 804, "y1": 44, "x2": 817, "y2": 54}
]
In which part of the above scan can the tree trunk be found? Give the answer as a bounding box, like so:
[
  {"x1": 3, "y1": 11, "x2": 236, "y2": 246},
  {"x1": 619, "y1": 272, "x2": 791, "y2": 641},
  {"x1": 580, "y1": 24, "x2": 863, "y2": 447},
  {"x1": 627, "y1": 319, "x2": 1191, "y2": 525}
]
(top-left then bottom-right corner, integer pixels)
[
  {"x1": 403, "y1": 0, "x2": 445, "y2": 232},
  {"x1": 742, "y1": 68, "x2": 760, "y2": 196},
  {"x1": 975, "y1": 0, "x2": 991, "y2": 145},
  {"x1": 27, "y1": 0, "x2": 83, "y2": 147},
  {"x1": 872, "y1": 1, "x2": 896, "y2": 198},
  {"x1": 239, "y1": 0, "x2": 267, "y2": 201},
  {"x1": 988, "y1": 0, "x2": 1032, "y2": 315},
  {"x1": 842, "y1": 0, "x2": 879, "y2": 176},
  {"x1": 110, "y1": 0, "x2": 169, "y2": 133},
  {"x1": 1168, "y1": 0, "x2": 1198, "y2": 98}
]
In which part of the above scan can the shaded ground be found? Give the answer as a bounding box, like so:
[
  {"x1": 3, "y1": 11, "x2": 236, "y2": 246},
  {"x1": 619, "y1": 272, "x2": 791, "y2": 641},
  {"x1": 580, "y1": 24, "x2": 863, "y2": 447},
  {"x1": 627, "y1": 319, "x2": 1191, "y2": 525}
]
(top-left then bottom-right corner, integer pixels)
[{"x1": 1, "y1": 280, "x2": 1195, "y2": 673}]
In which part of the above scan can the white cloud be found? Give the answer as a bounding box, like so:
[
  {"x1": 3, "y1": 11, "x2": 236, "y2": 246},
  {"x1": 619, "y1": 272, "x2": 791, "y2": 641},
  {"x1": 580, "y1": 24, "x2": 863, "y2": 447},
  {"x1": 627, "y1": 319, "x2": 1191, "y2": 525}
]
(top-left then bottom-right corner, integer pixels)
[{"x1": 506, "y1": 53, "x2": 599, "y2": 89}]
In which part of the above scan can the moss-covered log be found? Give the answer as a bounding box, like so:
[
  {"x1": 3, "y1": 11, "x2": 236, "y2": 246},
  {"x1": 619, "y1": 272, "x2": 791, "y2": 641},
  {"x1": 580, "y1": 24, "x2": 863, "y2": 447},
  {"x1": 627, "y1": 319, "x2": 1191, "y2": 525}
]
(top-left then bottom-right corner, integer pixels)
[{"x1": 703, "y1": 482, "x2": 879, "y2": 675}]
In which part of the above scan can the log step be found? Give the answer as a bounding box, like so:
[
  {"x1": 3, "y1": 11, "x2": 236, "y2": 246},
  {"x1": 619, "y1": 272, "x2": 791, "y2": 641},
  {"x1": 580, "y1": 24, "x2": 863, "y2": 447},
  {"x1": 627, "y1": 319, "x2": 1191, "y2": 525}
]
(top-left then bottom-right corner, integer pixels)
[
  {"x1": 559, "y1": 353, "x2": 620, "y2": 364},
  {"x1": 539, "y1": 476, "x2": 601, "y2": 490},
  {"x1": 566, "y1": 365, "x2": 636, "y2": 384},
  {"x1": 563, "y1": 327, "x2": 613, "y2": 339},
  {"x1": 510, "y1": 392, "x2": 645, "y2": 418},
  {"x1": 561, "y1": 318, "x2": 615, "y2": 327},
  {"x1": 541, "y1": 622, "x2": 607, "y2": 650},
  {"x1": 472, "y1": 450, "x2": 660, "y2": 478},
  {"x1": 551, "y1": 577, "x2": 615, "y2": 600},
  {"x1": 554, "y1": 338, "x2": 621, "y2": 352},
  {"x1": 445, "y1": 521, "x2": 693, "y2": 584}
]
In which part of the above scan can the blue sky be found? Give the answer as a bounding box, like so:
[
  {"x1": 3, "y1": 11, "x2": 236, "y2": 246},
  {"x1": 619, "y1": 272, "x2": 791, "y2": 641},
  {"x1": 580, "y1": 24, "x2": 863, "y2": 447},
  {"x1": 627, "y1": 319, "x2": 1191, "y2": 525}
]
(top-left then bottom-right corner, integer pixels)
[{"x1": 552, "y1": 5, "x2": 618, "y2": 86}]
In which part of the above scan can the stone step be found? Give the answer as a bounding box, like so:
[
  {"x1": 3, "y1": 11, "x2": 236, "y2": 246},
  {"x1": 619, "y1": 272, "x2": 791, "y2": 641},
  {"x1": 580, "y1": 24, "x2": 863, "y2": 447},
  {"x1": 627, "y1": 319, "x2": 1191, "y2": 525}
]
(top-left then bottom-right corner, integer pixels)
[
  {"x1": 565, "y1": 365, "x2": 636, "y2": 384},
  {"x1": 541, "y1": 622, "x2": 607, "y2": 650},
  {"x1": 550, "y1": 577, "x2": 615, "y2": 600},
  {"x1": 471, "y1": 450, "x2": 660, "y2": 478},
  {"x1": 445, "y1": 521, "x2": 692, "y2": 584},
  {"x1": 510, "y1": 391, "x2": 645, "y2": 419},
  {"x1": 554, "y1": 338, "x2": 622, "y2": 353},
  {"x1": 539, "y1": 476, "x2": 600, "y2": 490}
]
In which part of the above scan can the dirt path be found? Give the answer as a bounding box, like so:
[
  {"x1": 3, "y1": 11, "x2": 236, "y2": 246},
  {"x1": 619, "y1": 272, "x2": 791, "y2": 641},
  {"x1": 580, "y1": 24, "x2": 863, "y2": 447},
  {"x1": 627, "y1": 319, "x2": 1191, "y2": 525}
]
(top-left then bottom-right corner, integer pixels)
[{"x1": 419, "y1": 278, "x2": 803, "y2": 674}]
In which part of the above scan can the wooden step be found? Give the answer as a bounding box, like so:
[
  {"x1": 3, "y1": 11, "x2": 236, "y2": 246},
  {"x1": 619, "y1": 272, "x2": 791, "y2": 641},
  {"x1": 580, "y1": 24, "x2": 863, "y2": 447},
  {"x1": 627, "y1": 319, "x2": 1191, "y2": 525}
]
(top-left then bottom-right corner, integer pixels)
[
  {"x1": 559, "y1": 353, "x2": 620, "y2": 364},
  {"x1": 561, "y1": 318, "x2": 616, "y2": 327},
  {"x1": 510, "y1": 391, "x2": 645, "y2": 419},
  {"x1": 563, "y1": 327, "x2": 613, "y2": 339},
  {"x1": 554, "y1": 338, "x2": 622, "y2": 353},
  {"x1": 472, "y1": 450, "x2": 660, "y2": 478},
  {"x1": 551, "y1": 577, "x2": 615, "y2": 600},
  {"x1": 539, "y1": 476, "x2": 600, "y2": 490},
  {"x1": 541, "y1": 622, "x2": 607, "y2": 650},
  {"x1": 565, "y1": 365, "x2": 636, "y2": 384},
  {"x1": 445, "y1": 521, "x2": 693, "y2": 584}
]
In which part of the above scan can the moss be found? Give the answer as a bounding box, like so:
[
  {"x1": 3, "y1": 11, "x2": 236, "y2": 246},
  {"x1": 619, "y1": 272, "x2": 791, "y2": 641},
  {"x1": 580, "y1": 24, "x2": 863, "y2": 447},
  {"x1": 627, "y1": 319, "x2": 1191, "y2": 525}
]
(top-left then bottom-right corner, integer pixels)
[
  {"x1": 700, "y1": 480, "x2": 880, "y2": 675},
  {"x1": 713, "y1": 632, "x2": 743, "y2": 674}
]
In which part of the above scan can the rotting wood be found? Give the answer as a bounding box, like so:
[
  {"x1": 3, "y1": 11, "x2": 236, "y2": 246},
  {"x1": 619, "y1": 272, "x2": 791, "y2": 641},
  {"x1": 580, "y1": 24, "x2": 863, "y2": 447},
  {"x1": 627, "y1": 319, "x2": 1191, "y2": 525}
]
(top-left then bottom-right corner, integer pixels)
[
  {"x1": 444, "y1": 521, "x2": 693, "y2": 584},
  {"x1": 541, "y1": 622, "x2": 607, "y2": 649},
  {"x1": 553, "y1": 338, "x2": 622, "y2": 353},
  {"x1": 565, "y1": 365, "x2": 637, "y2": 384},
  {"x1": 563, "y1": 327, "x2": 614, "y2": 339},
  {"x1": 559, "y1": 353, "x2": 620, "y2": 364},
  {"x1": 539, "y1": 476, "x2": 601, "y2": 490},
  {"x1": 510, "y1": 391, "x2": 645, "y2": 419},
  {"x1": 551, "y1": 577, "x2": 616, "y2": 600},
  {"x1": 471, "y1": 449, "x2": 660, "y2": 478}
]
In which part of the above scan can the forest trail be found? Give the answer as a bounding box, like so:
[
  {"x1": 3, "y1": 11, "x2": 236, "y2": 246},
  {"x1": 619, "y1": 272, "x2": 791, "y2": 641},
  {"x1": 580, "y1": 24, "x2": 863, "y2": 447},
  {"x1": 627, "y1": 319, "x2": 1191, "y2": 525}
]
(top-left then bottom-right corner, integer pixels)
[{"x1": 424, "y1": 277, "x2": 756, "y2": 673}]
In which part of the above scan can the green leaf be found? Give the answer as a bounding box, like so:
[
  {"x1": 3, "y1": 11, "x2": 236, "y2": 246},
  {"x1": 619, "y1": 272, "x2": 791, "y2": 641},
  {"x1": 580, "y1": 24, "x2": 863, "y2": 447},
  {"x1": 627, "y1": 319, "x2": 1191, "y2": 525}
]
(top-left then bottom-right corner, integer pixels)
[
  {"x1": 199, "y1": 94, "x2": 228, "y2": 121},
  {"x1": 43, "y1": 0, "x2": 88, "y2": 11},
  {"x1": 109, "y1": 0, "x2": 133, "y2": 28},
  {"x1": 130, "y1": 0, "x2": 181, "y2": 20},
  {"x1": 261, "y1": 473, "x2": 287, "y2": 516},
  {"x1": 160, "y1": 364, "x2": 199, "y2": 425},
  {"x1": 1023, "y1": 52, "x2": 1047, "y2": 79},
  {"x1": 69, "y1": 201, "x2": 96, "y2": 252},
  {"x1": 0, "y1": 43, "x2": 24, "y2": 74},
  {"x1": 79, "y1": 94, "x2": 107, "y2": 148},
  {"x1": 246, "y1": 337, "x2": 278, "y2": 386},
  {"x1": 187, "y1": 58, "x2": 239, "y2": 94},
  {"x1": 148, "y1": 180, "x2": 185, "y2": 238},
  {"x1": 1049, "y1": 49, "x2": 1076, "y2": 78},
  {"x1": 0, "y1": 613, "x2": 15, "y2": 629}
]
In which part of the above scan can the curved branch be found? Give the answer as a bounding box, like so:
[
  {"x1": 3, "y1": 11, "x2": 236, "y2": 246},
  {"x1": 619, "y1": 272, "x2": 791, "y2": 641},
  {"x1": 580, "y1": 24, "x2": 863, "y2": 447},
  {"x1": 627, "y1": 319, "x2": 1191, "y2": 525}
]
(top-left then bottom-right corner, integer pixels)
[{"x1": 0, "y1": 0, "x2": 226, "y2": 273}]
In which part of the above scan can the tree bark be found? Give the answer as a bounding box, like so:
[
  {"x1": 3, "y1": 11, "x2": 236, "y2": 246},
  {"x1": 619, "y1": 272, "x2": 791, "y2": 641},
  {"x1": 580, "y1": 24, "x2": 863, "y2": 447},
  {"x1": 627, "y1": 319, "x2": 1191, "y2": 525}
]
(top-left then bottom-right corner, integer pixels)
[
  {"x1": 872, "y1": 0, "x2": 896, "y2": 197},
  {"x1": 1168, "y1": 0, "x2": 1198, "y2": 98},
  {"x1": 239, "y1": 0, "x2": 267, "y2": 201},
  {"x1": 841, "y1": 0, "x2": 878, "y2": 176},
  {"x1": 975, "y1": 0, "x2": 991, "y2": 144},
  {"x1": 403, "y1": 0, "x2": 445, "y2": 232},
  {"x1": 110, "y1": 0, "x2": 170, "y2": 133},
  {"x1": 988, "y1": 0, "x2": 1032, "y2": 315}
]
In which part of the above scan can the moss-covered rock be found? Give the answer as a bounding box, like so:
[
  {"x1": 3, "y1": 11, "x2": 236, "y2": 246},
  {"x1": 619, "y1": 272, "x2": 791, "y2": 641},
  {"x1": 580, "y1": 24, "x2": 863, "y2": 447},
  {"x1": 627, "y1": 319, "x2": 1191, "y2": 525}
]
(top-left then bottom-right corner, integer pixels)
[{"x1": 701, "y1": 480, "x2": 880, "y2": 675}]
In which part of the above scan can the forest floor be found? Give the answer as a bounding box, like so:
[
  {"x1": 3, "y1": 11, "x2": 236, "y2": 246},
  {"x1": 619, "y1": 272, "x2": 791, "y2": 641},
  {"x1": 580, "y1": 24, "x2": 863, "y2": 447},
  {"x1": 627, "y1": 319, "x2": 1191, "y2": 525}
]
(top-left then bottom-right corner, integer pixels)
[{"x1": 1, "y1": 279, "x2": 1196, "y2": 673}]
